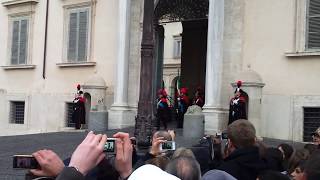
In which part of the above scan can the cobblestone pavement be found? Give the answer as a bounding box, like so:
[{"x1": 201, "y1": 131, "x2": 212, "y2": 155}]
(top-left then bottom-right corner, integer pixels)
[{"x1": 0, "y1": 127, "x2": 305, "y2": 179}]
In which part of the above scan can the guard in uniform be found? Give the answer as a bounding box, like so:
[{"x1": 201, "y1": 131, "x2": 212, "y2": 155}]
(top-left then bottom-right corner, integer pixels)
[
  {"x1": 156, "y1": 89, "x2": 171, "y2": 130},
  {"x1": 177, "y1": 87, "x2": 190, "y2": 128},
  {"x1": 72, "y1": 84, "x2": 86, "y2": 129},
  {"x1": 192, "y1": 87, "x2": 205, "y2": 108},
  {"x1": 228, "y1": 81, "x2": 247, "y2": 125}
]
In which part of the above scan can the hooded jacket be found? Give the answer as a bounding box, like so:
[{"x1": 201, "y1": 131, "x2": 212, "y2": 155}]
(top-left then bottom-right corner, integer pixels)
[{"x1": 218, "y1": 146, "x2": 266, "y2": 180}]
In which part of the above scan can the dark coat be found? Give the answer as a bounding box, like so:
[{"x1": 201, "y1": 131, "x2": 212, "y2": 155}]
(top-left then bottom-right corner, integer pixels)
[
  {"x1": 218, "y1": 146, "x2": 266, "y2": 180},
  {"x1": 228, "y1": 96, "x2": 247, "y2": 124}
]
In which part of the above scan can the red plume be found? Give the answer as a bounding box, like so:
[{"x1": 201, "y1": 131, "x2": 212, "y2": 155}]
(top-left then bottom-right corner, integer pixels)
[{"x1": 236, "y1": 81, "x2": 242, "y2": 88}]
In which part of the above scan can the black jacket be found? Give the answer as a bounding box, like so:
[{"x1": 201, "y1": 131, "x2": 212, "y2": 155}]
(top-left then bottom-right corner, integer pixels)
[{"x1": 218, "y1": 146, "x2": 266, "y2": 180}]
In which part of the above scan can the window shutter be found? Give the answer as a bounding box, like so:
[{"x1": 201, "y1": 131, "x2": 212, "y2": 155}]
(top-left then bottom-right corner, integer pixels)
[
  {"x1": 67, "y1": 12, "x2": 78, "y2": 62},
  {"x1": 307, "y1": 0, "x2": 320, "y2": 49},
  {"x1": 19, "y1": 19, "x2": 28, "y2": 64},
  {"x1": 78, "y1": 10, "x2": 88, "y2": 62},
  {"x1": 11, "y1": 20, "x2": 20, "y2": 65}
]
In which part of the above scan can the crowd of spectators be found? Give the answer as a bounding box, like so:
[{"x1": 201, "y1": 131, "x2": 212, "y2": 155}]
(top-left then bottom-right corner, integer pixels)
[{"x1": 25, "y1": 120, "x2": 320, "y2": 180}]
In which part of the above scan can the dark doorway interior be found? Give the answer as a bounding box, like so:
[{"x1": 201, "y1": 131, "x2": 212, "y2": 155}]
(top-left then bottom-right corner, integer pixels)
[{"x1": 180, "y1": 20, "x2": 207, "y2": 96}]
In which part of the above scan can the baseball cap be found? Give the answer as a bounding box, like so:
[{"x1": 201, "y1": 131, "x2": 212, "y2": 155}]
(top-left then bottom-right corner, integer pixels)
[{"x1": 128, "y1": 164, "x2": 181, "y2": 180}]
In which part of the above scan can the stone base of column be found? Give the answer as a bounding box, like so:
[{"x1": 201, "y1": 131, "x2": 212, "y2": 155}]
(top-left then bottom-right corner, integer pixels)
[
  {"x1": 202, "y1": 106, "x2": 229, "y2": 134},
  {"x1": 108, "y1": 105, "x2": 136, "y2": 129}
]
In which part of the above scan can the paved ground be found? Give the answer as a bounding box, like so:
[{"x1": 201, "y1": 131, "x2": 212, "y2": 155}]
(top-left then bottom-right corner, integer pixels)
[{"x1": 0, "y1": 127, "x2": 305, "y2": 179}]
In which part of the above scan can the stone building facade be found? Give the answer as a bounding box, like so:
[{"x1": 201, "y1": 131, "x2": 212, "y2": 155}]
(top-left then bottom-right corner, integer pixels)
[{"x1": 0, "y1": 0, "x2": 319, "y2": 142}]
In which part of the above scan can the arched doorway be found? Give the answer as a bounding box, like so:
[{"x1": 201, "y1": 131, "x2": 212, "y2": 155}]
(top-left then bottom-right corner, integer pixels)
[{"x1": 154, "y1": 1, "x2": 208, "y2": 103}]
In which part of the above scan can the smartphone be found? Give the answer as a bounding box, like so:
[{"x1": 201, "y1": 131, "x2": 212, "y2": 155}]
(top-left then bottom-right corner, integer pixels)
[
  {"x1": 221, "y1": 132, "x2": 228, "y2": 139},
  {"x1": 13, "y1": 155, "x2": 39, "y2": 169},
  {"x1": 160, "y1": 141, "x2": 176, "y2": 151},
  {"x1": 104, "y1": 138, "x2": 117, "y2": 154}
]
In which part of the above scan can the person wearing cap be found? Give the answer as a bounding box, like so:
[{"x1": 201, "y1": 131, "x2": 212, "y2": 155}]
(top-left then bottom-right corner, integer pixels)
[
  {"x1": 311, "y1": 127, "x2": 320, "y2": 147},
  {"x1": 156, "y1": 89, "x2": 171, "y2": 130},
  {"x1": 176, "y1": 87, "x2": 190, "y2": 128},
  {"x1": 228, "y1": 81, "x2": 248, "y2": 125}
]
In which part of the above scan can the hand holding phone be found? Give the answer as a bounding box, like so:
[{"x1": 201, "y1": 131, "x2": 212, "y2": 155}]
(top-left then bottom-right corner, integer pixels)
[
  {"x1": 13, "y1": 155, "x2": 39, "y2": 169},
  {"x1": 104, "y1": 138, "x2": 117, "y2": 154}
]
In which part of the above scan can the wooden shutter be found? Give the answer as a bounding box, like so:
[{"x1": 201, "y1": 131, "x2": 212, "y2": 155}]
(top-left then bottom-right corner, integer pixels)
[
  {"x1": 11, "y1": 20, "x2": 20, "y2": 65},
  {"x1": 78, "y1": 10, "x2": 88, "y2": 62},
  {"x1": 67, "y1": 12, "x2": 78, "y2": 62},
  {"x1": 19, "y1": 19, "x2": 28, "y2": 64},
  {"x1": 307, "y1": 0, "x2": 320, "y2": 49}
]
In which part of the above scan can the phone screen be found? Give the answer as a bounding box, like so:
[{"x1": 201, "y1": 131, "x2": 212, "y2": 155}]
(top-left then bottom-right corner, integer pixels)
[
  {"x1": 13, "y1": 155, "x2": 39, "y2": 169},
  {"x1": 104, "y1": 139, "x2": 116, "y2": 153},
  {"x1": 161, "y1": 141, "x2": 175, "y2": 150}
]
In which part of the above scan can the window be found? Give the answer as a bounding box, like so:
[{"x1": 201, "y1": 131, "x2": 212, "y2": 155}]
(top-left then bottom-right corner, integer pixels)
[
  {"x1": 66, "y1": 7, "x2": 90, "y2": 62},
  {"x1": 303, "y1": 107, "x2": 320, "y2": 141},
  {"x1": 10, "y1": 101, "x2": 25, "y2": 124},
  {"x1": 306, "y1": 0, "x2": 320, "y2": 49},
  {"x1": 66, "y1": 102, "x2": 75, "y2": 127},
  {"x1": 173, "y1": 36, "x2": 182, "y2": 58},
  {"x1": 9, "y1": 17, "x2": 29, "y2": 65}
]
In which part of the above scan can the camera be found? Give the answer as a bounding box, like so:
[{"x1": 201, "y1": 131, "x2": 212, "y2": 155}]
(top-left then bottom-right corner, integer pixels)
[
  {"x1": 216, "y1": 132, "x2": 228, "y2": 139},
  {"x1": 160, "y1": 141, "x2": 176, "y2": 151},
  {"x1": 104, "y1": 138, "x2": 117, "y2": 154},
  {"x1": 13, "y1": 155, "x2": 39, "y2": 169}
]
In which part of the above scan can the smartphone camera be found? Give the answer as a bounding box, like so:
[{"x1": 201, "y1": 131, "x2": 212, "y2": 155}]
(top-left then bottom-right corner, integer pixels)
[
  {"x1": 104, "y1": 138, "x2": 116, "y2": 154},
  {"x1": 221, "y1": 132, "x2": 228, "y2": 139},
  {"x1": 13, "y1": 155, "x2": 39, "y2": 169},
  {"x1": 160, "y1": 141, "x2": 176, "y2": 151}
]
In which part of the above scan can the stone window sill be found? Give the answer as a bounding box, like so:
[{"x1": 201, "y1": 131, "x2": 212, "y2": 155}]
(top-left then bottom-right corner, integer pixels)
[
  {"x1": 285, "y1": 51, "x2": 320, "y2": 57},
  {"x1": 2, "y1": 0, "x2": 39, "y2": 7},
  {"x1": 1, "y1": 64, "x2": 36, "y2": 70},
  {"x1": 57, "y1": 62, "x2": 96, "y2": 68}
]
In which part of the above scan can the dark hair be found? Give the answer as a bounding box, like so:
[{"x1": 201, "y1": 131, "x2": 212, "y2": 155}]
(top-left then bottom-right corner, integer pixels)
[
  {"x1": 153, "y1": 130, "x2": 172, "y2": 141},
  {"x1": 288, "y1": 149, "x2": 310, "y2": 174},
  {"x1": 165, "y1": 156, "x2": 201, "y2": 180},
  {"x1": 303, "y1": 150, "x2": 320, "y2": 180},
  {"x1": 264, "y1": 147, "x2": 284, "y2": 172},
  {"x1": 304, "y1": 143, "x2": 318, "y2": 155},
  {"x1": 227, "y1": 120, "x2": 256, "y2": 148},
  {"x1": 145, "y1": 155, "x2": 170, "y2": 170},
  {"x1": 258, "y1": 170, "x2": 290, "y2": 180},
  {"x1": 278, "y1": 143, "x2": 294, "y2": 161}
]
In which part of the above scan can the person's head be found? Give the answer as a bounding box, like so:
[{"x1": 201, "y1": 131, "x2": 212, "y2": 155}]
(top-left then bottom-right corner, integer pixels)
[
  {"x1": 172, "y1": 147, "x2": 195, "y2": 159},
  {"x1": 166, "y1": 156, "x2": 201, "y2": 180},
  {"x1": 311, "y1": 127, "x2": 320, "y2": 145},
  {"x1": 302, "y1": 150, "x2": 320, "y2": 180},
  {"x1": 145, "y1": 155, "x2": 170, "y2": 170},
  {"x1": 153, "y1": 131, "x2": 172, "y2": 142},
  {"x1": 278, "y1": 143, "x2": 294, "y2": 161},
  {"x1": 226, "y1": 120, "x2": 256, "y2": 153},
  {"x1": 290, "y1": 160, "x2": 306, "y2": 180},
  {"x1": 129, "y1": 164, "x2": 180, "y2": 180},
  {"x1": 257, "y1": 170, "x2": 290, "y2": 180},
  {"x1": 303, "y1": 144, "x2": 318, "y2": 155},
  {"x1": 264, "y1": 147, "x2": 284, "y2": 171},
  {"x1": 288, "y1": 149, "x2": 310, "y2": 174}
]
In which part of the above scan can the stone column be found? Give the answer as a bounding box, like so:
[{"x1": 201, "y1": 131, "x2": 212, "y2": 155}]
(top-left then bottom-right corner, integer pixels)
[
  {"x1": 203, "y1": 0, "x2": 228, "y2": 134},
  {"x1": 108, "y1": 0, "x2": 134, "y2": 129}
]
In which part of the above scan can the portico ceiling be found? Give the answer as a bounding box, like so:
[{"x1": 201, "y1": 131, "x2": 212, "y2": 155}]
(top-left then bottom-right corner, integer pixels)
[{"x1": 154, "y1": 0, "x2": 209, "y2": 23}]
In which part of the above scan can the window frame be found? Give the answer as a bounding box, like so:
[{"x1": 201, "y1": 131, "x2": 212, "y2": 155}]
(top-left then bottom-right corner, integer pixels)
[
  {"x1": 63, "y1": 5, "x2": 92, "y2": 63},
  {"x1": 173, "y1": 35, "x2": 182, "y2": 59},
  {"x1": 9, "y1": 101, "x2": 25, "y2": 124},
  {"x1": 7, "y1": 14, "x2": 31, "y2": 66}
]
